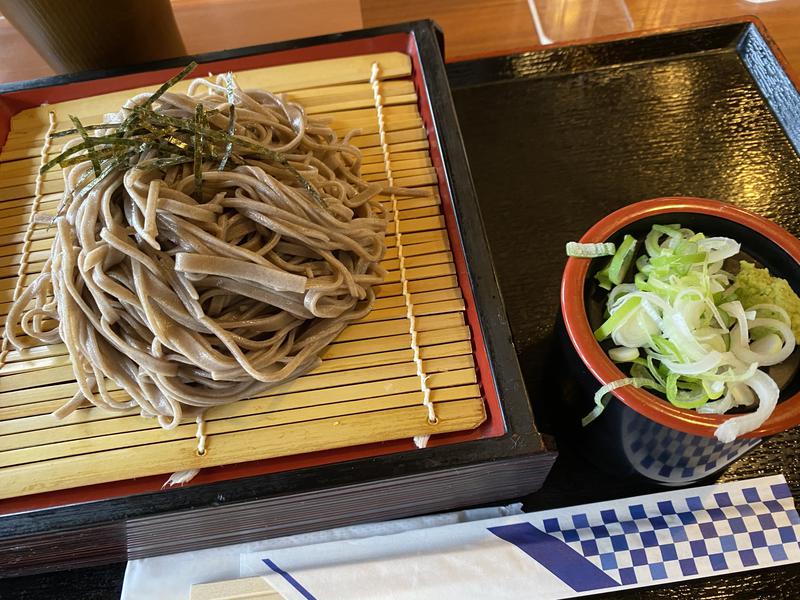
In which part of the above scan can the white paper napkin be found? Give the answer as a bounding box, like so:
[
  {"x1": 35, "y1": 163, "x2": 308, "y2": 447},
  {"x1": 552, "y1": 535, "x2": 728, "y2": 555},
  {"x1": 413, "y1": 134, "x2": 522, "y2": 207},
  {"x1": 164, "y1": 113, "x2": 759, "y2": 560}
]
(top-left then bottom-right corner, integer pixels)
[
  {"x1": 121, "y1": 504, "x2": 523, "y2": 600},
  {"x1": 240, "y1": 475, "x2": 800, "y2": 600}
]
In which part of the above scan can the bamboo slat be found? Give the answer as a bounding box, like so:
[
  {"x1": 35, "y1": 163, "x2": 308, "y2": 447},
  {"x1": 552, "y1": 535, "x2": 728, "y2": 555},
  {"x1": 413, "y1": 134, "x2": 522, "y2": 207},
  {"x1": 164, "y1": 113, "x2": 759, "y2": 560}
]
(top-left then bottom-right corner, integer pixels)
[
  {"x1": 191, "y1": 577, "x2": 280, "y2": 600},
  {"x1": 0, "y1": 51, "x2": 486, "y2": 500}
]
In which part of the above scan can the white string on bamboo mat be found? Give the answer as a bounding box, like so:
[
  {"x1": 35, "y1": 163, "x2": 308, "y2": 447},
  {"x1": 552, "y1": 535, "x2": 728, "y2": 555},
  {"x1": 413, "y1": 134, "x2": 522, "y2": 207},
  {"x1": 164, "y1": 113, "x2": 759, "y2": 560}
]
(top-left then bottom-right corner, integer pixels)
[
  {"x1": 370, "y1": 62, "x2": 437, "y2": 449},
  {"x1": 0, "y1": 110, "x2": 57, "y2": 368},
  {"x1": 163, "y1": 467, "x2": 201, "y2": 488},
  {"x1": 163, "y1": 413, "x2": 207, "y2": 488},
  {"x1": 196, "y1": 414, "x2": 208, "y2": 456}
]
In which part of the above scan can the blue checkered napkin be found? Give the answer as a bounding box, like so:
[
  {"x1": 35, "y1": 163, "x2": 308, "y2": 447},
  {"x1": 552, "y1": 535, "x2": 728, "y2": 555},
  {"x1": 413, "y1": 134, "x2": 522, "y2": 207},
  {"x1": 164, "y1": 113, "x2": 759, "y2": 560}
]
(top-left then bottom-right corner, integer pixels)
[{"x1": 533, "y1": 475, "x2": 800, "y2": 587}]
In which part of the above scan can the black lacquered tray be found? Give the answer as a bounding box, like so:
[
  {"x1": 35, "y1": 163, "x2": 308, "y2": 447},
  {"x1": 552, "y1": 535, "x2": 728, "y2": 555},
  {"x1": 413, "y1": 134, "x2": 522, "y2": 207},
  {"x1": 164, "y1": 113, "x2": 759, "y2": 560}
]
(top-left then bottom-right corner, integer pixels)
[{"x1": 447, "y1": 17, "x2": 800, "y2": 599}]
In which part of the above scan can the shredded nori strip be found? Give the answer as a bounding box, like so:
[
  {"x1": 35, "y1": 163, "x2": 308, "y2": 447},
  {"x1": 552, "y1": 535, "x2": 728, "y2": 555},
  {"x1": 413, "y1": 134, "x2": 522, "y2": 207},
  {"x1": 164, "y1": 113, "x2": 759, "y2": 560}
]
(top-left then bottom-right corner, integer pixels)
[
  {"x1": 128, "y1": 108, "x2": 325, "y2": 207},
  {"x1": 73, "y1": 157, "x2": 127, "y2": 200},
  {"x1": 115, "y1": 61, "x2": 198, "y2": 137},
  {"x1": 51, "y1": 123, "x2": 117, "y2": 139},
  {"x1": 129, "y1": 108, "x2": 285, "y2": 162},
  {"x1": 42, "y1": 61, "x2": 325, "y2": 210},
  {"x1": 69, "y1": 115, "x2": 101, "y2": 176},
  {"x1": 194, "y1": 103, "x2": 204, "y2": 200},
  {"x1": 164, "y1": 135, "x2": 190, "y2": 151},
  {"x1": 41, "y1": 136, "x2": 160, "y2": 174}
]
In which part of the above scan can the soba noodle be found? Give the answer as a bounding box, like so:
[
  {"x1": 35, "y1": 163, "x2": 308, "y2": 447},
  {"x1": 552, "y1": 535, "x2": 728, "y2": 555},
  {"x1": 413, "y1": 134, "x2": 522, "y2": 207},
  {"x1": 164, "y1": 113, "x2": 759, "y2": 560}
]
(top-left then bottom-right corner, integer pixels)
[{"x1": 5, "y1": 71, "x2": 393, "y2": 429}]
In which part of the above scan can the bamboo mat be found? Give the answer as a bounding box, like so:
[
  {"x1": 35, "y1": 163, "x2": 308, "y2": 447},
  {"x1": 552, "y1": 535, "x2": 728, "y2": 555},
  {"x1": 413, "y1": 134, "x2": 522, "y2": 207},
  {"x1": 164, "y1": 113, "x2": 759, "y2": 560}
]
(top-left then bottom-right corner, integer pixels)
[{"x1": 0, "y1": 52, "x2": 486, "y2": 500}]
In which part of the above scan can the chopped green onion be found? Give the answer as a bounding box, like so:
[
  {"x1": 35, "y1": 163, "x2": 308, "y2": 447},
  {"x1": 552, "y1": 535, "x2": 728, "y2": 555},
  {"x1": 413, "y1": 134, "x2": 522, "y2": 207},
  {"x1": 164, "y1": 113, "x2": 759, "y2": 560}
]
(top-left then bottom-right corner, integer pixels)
[
  {"x1": 594, "y1": 296, "x2": 641, "y2": 341},
  {"x1": 582, "y1": 377, "x2": 663, "y2": 426},
  {"x1": 566, "y1": 241, "x2": 616, "y2": 258},
  {"x1": 587, "y1": 222, "x2": 797, "y2": 441},
  {"x1": 594, "y1": 234, "x2": 637, "y2": 290},
  {"x1": 595, "y1": 266, "x2": 613, "y2": 291},
  {"x1": 702, "y1": 378, "x2": 726, "y2": 400},
  {"x1": 608, "y1": 346, "x2": 639, "y2": 362},
  {"x1": 607, "y1": 234, "x2": 638, "y2": 286}
]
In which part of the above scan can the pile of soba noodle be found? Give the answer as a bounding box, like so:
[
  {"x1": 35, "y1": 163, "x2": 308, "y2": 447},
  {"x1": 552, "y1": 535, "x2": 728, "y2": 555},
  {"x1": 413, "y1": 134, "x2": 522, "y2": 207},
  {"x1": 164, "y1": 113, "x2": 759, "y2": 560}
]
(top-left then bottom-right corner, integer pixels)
[{"x1": 5, "y1": 69, "x2": 392, "y2": 429}]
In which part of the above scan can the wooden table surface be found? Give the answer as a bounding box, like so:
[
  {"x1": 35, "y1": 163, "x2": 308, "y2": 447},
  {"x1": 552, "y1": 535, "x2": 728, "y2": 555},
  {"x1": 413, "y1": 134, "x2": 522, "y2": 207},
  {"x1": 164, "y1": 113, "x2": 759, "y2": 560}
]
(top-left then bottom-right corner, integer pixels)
[
  {"x1": 2, "y1": 1, "x2": 800, "y2": 82},
  {"x1": 2, "y1": 1, "x2": 800, "y2": 599}
]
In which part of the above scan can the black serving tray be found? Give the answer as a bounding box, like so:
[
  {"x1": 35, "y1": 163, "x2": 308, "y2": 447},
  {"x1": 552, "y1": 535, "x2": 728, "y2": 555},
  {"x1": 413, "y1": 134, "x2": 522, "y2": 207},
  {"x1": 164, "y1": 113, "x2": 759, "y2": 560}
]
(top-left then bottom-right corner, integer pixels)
[{"x1": 447, "y1": 17, "x2": 800, "y2": 599}]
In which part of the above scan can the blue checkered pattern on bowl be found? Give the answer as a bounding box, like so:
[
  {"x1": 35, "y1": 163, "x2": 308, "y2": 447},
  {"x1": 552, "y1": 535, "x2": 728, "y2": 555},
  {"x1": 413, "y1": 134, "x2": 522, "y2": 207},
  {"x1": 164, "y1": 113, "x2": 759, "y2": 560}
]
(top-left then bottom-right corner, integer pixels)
[{"x1": 622, "y1": 410, "x2": 760, "y2": 482}]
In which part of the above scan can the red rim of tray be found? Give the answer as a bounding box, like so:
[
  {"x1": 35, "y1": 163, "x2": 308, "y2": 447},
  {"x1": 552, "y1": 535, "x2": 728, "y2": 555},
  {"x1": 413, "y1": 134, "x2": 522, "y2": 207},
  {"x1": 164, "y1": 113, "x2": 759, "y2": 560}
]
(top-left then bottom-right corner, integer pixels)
[{"x1": 561, "y1": 197, "x2": 800, "y2": 438}]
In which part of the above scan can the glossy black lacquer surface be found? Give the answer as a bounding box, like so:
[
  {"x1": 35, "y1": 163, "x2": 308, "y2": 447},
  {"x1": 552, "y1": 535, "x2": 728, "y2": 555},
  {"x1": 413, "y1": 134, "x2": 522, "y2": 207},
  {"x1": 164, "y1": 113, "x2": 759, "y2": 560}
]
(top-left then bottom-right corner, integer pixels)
[{"x1": 448, "y1": 20, "x2": 800, "y2": 599}]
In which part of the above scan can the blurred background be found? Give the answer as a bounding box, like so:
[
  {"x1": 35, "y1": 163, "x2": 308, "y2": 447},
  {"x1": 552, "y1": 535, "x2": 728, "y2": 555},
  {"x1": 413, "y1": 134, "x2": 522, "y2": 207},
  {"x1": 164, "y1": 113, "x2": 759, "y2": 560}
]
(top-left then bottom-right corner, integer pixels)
[{"x1": 0, "y1": 0, "x2": 798, "y2": 83}]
